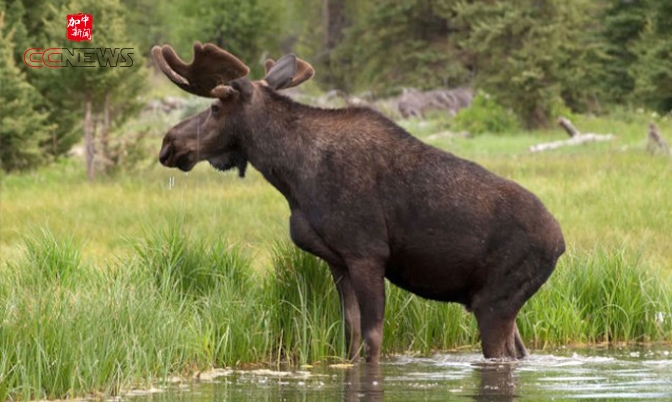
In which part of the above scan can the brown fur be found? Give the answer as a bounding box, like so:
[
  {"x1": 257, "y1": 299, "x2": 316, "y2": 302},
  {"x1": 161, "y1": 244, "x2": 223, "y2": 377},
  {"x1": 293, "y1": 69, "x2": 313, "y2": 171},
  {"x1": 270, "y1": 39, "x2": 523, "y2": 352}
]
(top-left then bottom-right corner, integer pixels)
[{"x1": 155, "y1": 44, "x2": 565, "y2": 363}]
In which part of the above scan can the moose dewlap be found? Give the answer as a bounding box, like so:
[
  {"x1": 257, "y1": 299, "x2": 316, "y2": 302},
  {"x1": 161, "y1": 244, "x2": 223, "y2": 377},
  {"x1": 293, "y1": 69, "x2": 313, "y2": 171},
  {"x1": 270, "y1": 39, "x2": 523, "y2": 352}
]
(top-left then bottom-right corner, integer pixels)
[{"x1": 152, "y1": 42, "x2": 565, "y2": 363}]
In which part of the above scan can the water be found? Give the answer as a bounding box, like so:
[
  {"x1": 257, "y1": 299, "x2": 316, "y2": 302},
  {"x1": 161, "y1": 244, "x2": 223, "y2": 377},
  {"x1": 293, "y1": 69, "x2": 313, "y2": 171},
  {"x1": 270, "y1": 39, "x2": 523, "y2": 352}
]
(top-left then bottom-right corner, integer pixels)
[{"x1": 125, "y1": 347, "x2": 672, "y2": 401}]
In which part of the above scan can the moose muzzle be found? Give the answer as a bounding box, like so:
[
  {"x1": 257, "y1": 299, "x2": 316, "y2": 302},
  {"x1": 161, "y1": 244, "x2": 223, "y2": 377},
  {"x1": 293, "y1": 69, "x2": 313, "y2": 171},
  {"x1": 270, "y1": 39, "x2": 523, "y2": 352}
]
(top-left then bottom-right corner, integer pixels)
[{"x1": 159, "y1": 143, "x2": 173, "y2": 166}]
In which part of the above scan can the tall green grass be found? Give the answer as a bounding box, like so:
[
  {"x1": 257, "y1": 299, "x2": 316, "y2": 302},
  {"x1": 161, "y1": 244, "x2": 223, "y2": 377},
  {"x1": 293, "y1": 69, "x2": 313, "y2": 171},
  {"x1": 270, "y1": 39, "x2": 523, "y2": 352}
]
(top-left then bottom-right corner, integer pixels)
[
  {"x1": 1, "y1": 226, "x2": 670, "y2": 400},
  {"x1": 520, "y1": 249, "x2": 672, "y2": 347},
  {"x1": 270, "y1": 243, "x2": 345, "y2": 364}
]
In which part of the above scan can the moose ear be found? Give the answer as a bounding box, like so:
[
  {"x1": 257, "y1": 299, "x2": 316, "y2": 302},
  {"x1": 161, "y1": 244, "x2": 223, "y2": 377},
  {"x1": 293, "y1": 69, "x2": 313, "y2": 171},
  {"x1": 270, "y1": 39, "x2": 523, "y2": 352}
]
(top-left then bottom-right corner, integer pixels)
[
  {"x1": 263, "y1": 54, "x2": 296, "y2": 90},
  {"x1": 263, "y1": 54, "x2": 315, "y2": 90}
]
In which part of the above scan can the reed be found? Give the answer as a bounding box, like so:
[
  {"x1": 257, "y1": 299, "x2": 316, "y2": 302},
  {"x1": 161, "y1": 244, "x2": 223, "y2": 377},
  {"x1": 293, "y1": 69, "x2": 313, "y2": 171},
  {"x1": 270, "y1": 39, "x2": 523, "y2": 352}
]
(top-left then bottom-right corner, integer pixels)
[
  {"x1": 519, "y1": 249, "x2": 672, "y2": 347},
  {"x1": 1, "y1": 227, "x2": 670, "y2": 400},
  {"x1": 268, "y1": 242, "x2": 345, "y2": 364}
]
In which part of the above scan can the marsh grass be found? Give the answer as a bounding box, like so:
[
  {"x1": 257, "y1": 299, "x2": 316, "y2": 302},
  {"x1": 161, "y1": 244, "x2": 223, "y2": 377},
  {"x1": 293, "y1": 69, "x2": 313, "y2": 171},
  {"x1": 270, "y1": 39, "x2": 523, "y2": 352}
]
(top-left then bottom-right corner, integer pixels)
[
  {"x1": 269, "y1": 243, "x2": 345, "y2": 364},
  {"x1": 2, "y1": 227, "x2": 670, "y2": 400},
  {"x1": 520, "y1": 249, "x2": 672, "y2": 347}
]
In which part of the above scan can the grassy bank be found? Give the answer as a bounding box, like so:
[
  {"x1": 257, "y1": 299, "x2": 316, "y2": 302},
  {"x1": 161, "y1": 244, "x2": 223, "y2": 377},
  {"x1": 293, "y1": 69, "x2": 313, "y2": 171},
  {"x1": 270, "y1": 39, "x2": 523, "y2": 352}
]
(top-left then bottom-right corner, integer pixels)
[
  {"x1": 1, "y1": 227, "x2": 671, "y2": 400},
  {"x1": 1, "y1": 111, "x2": 672, "y2": 399}
]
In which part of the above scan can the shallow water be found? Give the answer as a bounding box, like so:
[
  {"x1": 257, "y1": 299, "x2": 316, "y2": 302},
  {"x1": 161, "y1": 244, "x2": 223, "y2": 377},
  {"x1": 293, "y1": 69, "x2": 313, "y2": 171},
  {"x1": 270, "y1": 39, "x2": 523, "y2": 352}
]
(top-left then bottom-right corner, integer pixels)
[{"x1": 126, "y1": 347, "x2": 672, "y2": 401}]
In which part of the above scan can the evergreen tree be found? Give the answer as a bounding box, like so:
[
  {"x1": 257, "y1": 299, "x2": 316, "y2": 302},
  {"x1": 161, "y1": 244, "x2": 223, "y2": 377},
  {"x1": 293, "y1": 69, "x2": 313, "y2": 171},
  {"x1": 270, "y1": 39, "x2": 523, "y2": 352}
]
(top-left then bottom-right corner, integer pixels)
[
  {"x1": 456, "y1": 0, "x2": 599, "y2": 128},
  {"x1": 158, "y1": 0, "x2": 284, "y2": 77},
  {"x1": 39, "y1": 0, "x2": 148, "y2": 179},
  {"x1": 3, "y1": 0, "x2": 29, "y2": 66},
  {"x1": 3, "y1": 0, "x2": 80, "y2": 160},
  {"x1": 629, "y1": 1, "x2": 672, "y2": 112},
  {"x1": 119, "y1": 0, "x2": 166, "y2": 55},
  {"x1": 0, "y1": 13, "x2": 53, "y2": 172},
  {"x1": 331, "y1": 0, "x2": 468, "y2": 94},
  {"x1": 597, "y1": 0, "x2": 648, "y2": 104}
]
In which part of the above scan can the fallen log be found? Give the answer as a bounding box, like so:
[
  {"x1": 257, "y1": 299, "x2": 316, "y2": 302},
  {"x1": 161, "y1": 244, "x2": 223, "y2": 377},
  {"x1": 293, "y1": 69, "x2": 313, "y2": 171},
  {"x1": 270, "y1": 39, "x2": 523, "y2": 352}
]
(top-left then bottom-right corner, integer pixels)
[
  {"x1": 646, "y1": 122, "x2": 670, "y2": 156},
  {"x1": 557, "y1": 116, "x2": 580, "y2": 138},
  {"x1": 529, "y1": 117, "x2": 614, "y2": 153}
]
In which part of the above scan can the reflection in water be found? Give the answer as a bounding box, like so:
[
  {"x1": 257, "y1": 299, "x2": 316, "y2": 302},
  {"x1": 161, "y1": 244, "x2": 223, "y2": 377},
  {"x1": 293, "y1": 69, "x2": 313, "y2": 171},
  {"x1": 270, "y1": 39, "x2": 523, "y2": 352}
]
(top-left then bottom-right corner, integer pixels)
[
  {"x1": 343, "y1": 363, "x2": 383, "y2": 402},
  {"x1": 342, "y1": 362, "x2": 517, "y2": 402},
  {"x1": 342, "y1": 361, "x2": 518, "y2": 402},
  {"x1": 125, "y1": 347, "x2": 672, "y2": 401},
  {"x1": 474, "y1": 363, "x2": 516, "y2": 402}
]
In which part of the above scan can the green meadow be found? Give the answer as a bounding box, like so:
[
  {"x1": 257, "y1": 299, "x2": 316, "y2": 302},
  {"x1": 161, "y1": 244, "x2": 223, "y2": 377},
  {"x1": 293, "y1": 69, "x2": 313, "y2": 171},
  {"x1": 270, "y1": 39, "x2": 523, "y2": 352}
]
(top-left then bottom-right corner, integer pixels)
[{"x1": 1, "y1": 111, "x2": 671, "y2": 400}]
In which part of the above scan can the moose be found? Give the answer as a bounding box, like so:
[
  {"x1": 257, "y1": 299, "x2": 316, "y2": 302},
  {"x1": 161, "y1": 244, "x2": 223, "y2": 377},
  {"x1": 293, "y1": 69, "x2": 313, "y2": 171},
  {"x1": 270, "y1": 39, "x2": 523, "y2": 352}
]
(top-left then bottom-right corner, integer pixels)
[{"x1": 152, "y1": 42, "x2": 565, "y2": 363}]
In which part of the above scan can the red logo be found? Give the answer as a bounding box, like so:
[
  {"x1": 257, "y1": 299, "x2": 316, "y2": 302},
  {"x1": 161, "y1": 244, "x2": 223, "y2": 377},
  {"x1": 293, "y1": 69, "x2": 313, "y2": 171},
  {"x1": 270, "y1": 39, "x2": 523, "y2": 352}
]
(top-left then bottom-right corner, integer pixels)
[{"x1": 66, "y1": 13, "x2": 93, "y2": 41}]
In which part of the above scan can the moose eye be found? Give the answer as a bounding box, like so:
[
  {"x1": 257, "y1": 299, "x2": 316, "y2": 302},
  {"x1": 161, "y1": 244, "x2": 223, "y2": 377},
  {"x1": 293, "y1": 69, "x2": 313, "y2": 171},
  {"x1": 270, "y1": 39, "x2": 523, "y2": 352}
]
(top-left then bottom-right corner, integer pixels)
[{"x1": 210, "y1": 104, "x2": 220, "y2": 114}]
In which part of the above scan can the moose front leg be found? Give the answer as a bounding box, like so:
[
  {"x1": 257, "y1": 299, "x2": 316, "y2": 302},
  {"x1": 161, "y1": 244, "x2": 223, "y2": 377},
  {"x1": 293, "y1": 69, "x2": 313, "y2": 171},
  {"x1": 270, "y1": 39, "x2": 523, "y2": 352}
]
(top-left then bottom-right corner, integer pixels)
[
  {"x1": 346, "y1": 258, "x2": 386, "y2": 363},
  {"x1": 289, "y1": 212, "x2": 362, "y2": 360},
  {"x1": 329, "y1": 265, "x2": 362, "y2": 361}
]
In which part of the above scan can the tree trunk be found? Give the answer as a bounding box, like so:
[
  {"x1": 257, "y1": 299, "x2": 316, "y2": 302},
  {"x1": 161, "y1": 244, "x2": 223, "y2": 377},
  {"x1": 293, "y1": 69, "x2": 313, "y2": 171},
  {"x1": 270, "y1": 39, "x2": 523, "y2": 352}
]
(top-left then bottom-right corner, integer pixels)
[
  {"x1": 322, "y1": 0, "x2": 349, "y2": 89},
  {"x1": 557, "y1": 116, "x2": 580, "y2": 137},
  {"x1": 101, "y1": 93, "x2": 111, "y2": 162},
  {"x1": 84, "y1": 94, "x2": 95, "y2": 181},
  {"x1": 647, "y1": 122, "x2": 671, "y2": 156},
  {"x1": 322, "y1": 0, "x2": 347, "y2": 50}
]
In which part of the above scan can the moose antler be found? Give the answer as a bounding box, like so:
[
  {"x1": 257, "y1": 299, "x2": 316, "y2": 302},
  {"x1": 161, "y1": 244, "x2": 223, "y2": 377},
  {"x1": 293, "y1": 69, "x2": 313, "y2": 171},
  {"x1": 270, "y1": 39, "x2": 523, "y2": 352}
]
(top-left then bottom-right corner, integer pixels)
[{"x1": 152, "y1": 42, "x2": 250, "y2": 98}]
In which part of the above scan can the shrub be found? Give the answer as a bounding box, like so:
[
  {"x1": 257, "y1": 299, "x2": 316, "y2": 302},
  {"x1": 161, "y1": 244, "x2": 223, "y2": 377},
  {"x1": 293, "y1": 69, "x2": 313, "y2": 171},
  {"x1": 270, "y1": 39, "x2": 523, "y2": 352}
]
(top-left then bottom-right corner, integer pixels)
[{"x1": 453, "y1": 92, "x2": 521, "y2": 135}]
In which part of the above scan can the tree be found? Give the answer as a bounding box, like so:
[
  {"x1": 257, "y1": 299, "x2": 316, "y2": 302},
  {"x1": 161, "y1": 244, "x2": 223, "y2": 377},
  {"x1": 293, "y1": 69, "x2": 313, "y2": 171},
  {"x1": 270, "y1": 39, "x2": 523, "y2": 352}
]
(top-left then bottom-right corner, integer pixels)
[
  {"x1": 596, "y1": 0, "x2": 648, "y2": 105},
  {"x1": 3, "y1": 0, "x2": 29, "y2": 66},
  {"x1": 157, "y1": 0, "x2": 284, "y2": 77},
  {"x1": 629, "y1": 1, "x2": 672, "y2": 113},
  {"x1": 331, "y1": 0, "x2": 468, "y2": 94},
  {"x1": 0, "y1": 13, "x2": 53, "y2": 172},
  {"x1": 455, "y1": 0, "x2": 600, "y2": 128},
  {"x1": 4, "y1": 0, "x2": 81, "y2": 160},
  {"x1": 39, "y1": 0, "x2": 147, "y2": 180}
]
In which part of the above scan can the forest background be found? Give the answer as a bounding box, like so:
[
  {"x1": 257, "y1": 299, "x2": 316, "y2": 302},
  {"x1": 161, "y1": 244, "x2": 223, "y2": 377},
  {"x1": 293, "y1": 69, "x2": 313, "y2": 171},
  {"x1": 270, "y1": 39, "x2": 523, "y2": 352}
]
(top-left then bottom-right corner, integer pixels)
[{"x1": 2, "y1": 0, "x2": 671, "y2": 174}]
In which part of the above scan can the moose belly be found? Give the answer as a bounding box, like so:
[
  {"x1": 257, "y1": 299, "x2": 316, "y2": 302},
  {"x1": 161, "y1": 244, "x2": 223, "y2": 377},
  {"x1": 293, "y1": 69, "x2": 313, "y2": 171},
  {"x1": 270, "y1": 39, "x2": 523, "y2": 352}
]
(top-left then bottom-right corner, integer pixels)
[{"x1": 385, "y1": 238, "x2": 485, "y2": 305}]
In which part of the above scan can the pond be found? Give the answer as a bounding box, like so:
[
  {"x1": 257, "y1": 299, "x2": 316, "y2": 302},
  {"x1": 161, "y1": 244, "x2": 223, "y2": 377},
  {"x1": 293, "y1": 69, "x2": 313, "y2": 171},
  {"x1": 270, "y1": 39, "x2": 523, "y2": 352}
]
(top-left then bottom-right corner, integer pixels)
[{"x1": 126, "y1": 347, "x2": 672, "y2": 401}]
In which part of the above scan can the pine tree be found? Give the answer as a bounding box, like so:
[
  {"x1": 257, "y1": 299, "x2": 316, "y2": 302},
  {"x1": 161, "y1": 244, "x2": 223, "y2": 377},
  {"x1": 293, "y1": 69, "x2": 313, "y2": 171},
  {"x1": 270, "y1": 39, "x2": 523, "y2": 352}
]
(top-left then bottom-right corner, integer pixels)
[
  {"x1": 158, "y1": 0, "x2": 283, "y2": 77},
  {"x1": 629, "y1": 1, "x2": 672, "y2": 112},
  {"x1": 39, "y1": 0, "x2": 148, "y2": 179},
  {"x1": 3, "y1": 0, "x2": 30, "y2": 67},
  {"x1": 330, "y1": 0, "x2": 467, "y2": 94},
  {"x1": 3, "y1": 0, "x2": 80, "y2": 160},
  {"x1": 597, "y1": 0, "x2": 648, "y2": 104},
  {"x1": 456, "y1": 0, "x2": 599, "y2": 128},
  {"x1": 0, "y1": 13, "x2": 53, "y2": 172}
]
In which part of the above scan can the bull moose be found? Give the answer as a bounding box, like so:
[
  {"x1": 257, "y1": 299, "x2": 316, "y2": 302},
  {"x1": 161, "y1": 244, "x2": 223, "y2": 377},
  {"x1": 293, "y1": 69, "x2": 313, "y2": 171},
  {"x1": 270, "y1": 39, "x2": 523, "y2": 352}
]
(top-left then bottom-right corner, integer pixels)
[{"x1": 152, "y1": 42, "x2": 565, "y2": 363}]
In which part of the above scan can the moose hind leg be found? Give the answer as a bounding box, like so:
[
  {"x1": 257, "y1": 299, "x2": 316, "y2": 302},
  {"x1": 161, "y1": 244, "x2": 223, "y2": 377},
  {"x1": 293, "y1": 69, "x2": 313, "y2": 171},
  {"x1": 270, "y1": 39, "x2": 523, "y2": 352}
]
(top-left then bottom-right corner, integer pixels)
[
  {"x1": 514, "y1": 323, "x2": 528, "y2": 359},
  {"x1": 475, "y1": 308, "x2": 520, "y2": 359},
  {"x1": 473, "y1": 251, "x2": 555, "y2": 359}
]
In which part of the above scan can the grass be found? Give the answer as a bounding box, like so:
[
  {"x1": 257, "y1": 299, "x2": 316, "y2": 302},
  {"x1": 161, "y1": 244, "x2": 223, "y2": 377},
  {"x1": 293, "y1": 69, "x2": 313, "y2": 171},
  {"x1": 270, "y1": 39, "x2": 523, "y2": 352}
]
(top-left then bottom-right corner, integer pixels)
[
  {"x1": 1, "y1": 228, "x2": 670, "y2": 400},
  {"x1": 1, "y1": 109, "x2": 671, "y2": 399}
]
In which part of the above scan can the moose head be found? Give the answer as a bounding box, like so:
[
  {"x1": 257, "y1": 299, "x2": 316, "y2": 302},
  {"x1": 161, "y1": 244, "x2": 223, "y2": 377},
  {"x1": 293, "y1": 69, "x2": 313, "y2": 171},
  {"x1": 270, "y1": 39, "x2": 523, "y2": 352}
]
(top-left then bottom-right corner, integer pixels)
[{"x1": 152, "y1": 42, "x2": 315, "y2": 176}]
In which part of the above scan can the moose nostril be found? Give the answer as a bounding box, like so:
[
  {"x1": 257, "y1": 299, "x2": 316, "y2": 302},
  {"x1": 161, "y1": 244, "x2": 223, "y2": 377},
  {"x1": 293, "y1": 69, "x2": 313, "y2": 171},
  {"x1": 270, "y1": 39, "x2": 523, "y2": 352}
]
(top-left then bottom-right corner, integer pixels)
[{"x1": 159, "y1": 144, "x2": 172, "y2": 165}]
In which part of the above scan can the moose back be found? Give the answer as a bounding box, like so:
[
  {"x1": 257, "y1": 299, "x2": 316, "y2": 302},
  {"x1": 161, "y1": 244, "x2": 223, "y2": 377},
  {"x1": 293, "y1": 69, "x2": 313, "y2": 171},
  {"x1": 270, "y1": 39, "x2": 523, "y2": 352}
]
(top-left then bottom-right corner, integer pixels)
[{"x1": 152, "y1": 42, "x2": 565, "y2": 363}]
